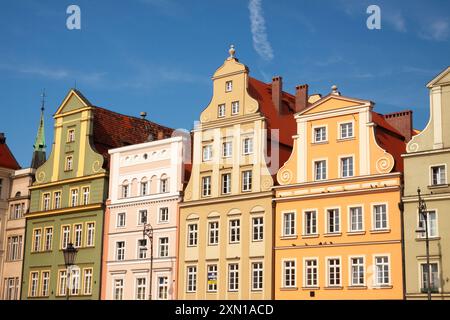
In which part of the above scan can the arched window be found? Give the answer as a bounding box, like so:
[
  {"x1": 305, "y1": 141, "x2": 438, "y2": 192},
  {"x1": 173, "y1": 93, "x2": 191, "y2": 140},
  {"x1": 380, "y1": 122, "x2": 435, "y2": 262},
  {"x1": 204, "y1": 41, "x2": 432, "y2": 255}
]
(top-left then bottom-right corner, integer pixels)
[
  {"x1": 160, "y1": 174, "x2": 169, "y2": 193},
  {"x1": 15, "y1": 191, "x2": 21, "y2": 197},
  {"x1": 140, "y1": 177, "x2": 149, "y2": 196},
  {"x1": 121, "y1": 180, "x2": 129, "y2": 198}
]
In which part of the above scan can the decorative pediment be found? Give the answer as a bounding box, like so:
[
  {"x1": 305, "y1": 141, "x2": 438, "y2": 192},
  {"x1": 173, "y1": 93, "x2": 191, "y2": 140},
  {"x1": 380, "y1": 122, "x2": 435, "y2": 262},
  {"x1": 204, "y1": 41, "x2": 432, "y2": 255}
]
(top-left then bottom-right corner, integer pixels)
[
  {"x1": 54, "y1": 89, "x2": 92, "y2": 116},
  {"x1": 427, "y1": 66, "x2": 450, "y2": 88},
  {"x1": 300, "y1": 94, "x2": 370, "y2": 116}
]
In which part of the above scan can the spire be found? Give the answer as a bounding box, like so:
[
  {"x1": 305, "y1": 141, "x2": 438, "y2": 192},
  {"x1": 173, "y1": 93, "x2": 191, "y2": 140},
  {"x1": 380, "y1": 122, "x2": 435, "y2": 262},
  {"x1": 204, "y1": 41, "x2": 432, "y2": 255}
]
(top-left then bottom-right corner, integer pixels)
[{"x1": 31, "y1": 90, "x2": 47, "y2": 169}]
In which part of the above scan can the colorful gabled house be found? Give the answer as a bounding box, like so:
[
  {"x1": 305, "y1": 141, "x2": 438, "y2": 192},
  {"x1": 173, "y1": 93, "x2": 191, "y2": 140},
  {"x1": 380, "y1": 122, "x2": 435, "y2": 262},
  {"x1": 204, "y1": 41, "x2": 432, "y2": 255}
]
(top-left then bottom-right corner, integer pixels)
[
  {"x1": 21, "y1": 89, "x2": 172, "y2": 300},
  {"x1": 274, "y1": 85, "x2": 412, "y2": 299}
]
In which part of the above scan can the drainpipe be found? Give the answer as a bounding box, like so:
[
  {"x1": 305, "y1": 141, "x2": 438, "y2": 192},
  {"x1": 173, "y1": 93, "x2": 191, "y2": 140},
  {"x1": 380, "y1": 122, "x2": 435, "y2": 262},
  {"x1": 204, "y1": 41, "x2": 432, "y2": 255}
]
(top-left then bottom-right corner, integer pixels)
[{"x1": 398, "y1": 176, "x2": 407, "y2": 300}]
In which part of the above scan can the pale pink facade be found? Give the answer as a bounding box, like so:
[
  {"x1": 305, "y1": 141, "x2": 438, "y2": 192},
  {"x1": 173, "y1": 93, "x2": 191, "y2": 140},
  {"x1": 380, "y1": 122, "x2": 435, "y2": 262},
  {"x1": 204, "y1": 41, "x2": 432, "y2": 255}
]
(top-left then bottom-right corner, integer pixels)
[
  {"x1": 103, "y1": 136, "x2": 185, "y2": 300},
  {"x1": 0, "y1": 168, "x2": 34, "y2": 300}
]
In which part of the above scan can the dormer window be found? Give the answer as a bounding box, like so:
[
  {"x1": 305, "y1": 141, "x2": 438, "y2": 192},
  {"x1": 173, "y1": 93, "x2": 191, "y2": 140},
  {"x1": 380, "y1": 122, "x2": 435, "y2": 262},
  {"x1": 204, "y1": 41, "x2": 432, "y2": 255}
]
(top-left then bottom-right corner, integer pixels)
[
  {"x1": 218, "y1": 104, "x2": 225, "y2": 118},
  {"x1": 67, "y1": 129, "x2": 75, "y2": 143},
  {"x1": 226, "y1": 81, "x2": 233, "y2": 92}
]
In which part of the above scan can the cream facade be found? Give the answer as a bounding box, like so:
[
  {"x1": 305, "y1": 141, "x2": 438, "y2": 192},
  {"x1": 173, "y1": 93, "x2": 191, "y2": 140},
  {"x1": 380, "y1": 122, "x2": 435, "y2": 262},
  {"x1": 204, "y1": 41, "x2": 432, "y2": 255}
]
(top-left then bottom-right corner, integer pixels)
[
  {"x1": 178, "y1": 47, "x2": 298, "y2": 300},
  {"x1": 403, "y1": 67, "x2": 450, "y2": 299},
  {"x1": 103, "y1": 136, "x2": 185, "y2": 300}
]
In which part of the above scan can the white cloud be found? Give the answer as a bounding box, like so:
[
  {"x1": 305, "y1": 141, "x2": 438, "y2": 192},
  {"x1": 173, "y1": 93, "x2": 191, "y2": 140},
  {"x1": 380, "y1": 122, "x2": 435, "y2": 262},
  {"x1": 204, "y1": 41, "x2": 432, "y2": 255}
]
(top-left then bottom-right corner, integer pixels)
[
  {"x1": 419, "y1": 19, "x2": 449, "y2": 41},
  {"x1": 384, "y1": 12, "x2": 407, "y2": 32},
  {"x1": 248, "y1": 0, "x2": 274, "y2": 61}
]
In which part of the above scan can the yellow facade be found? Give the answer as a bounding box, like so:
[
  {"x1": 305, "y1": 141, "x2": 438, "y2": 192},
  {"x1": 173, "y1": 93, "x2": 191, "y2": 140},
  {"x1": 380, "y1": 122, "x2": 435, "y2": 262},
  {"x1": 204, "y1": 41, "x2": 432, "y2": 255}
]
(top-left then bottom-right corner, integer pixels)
[{"x1": 274, "y1": 91, "x2": 405, "y2": 299}]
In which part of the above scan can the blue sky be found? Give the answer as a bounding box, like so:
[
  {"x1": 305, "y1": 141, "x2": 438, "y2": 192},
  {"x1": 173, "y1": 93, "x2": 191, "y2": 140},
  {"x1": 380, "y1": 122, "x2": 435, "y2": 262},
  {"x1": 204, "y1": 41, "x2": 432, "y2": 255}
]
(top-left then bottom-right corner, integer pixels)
[{"x1": 1, "y1": 0, "x2": 449, "y2": 167}]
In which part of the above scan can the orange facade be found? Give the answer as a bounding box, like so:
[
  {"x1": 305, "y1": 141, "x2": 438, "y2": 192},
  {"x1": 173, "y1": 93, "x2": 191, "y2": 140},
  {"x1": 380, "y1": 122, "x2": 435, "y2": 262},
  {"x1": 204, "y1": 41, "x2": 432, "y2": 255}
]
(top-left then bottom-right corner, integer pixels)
[{"x1": 274, "y1": 90, "x2": 408, "y2": 299}]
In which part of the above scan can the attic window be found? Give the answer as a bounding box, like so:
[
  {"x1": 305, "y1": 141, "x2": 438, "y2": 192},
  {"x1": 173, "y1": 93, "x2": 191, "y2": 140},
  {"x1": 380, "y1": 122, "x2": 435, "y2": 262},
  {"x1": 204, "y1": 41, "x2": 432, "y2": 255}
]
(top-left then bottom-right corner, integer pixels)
[
  {"x1": 226, "y1": 81, "x2": 233, "y2": 92},
  {"x1": 67, "y1": 129, "x2": 75, "y2": 143}
]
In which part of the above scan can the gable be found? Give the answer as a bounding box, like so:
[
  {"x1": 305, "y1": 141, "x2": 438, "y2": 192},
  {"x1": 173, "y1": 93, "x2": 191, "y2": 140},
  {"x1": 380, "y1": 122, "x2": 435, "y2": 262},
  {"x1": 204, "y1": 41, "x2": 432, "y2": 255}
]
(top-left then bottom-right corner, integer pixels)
[
  {"x1": 427, "y1": 66, "x2": 450, "y2": 88},
  {"x1": 302, "y1": 96, "x2": 366, "y2": 115},
  {"x1": 54, "y1": 90, "x2": 91, "y2": 116}
]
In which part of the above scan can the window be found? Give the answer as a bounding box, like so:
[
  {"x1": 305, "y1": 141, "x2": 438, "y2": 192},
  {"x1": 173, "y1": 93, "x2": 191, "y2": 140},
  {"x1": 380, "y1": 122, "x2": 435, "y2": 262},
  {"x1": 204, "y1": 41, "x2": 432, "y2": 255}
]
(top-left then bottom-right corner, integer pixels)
[
  {"x1": 135, "y1": 277, "x2": 147, "y2": 300},
  {"x1": 138, "y1": 239, "x2": 147, "y2": 259},
  {"x1": 54, "y1": 192, "x2": 61, "y2": 209},
  {"x1": 218, "y1": 104, "x2": 225, "y2": 117},
  {"x1": 314, "y1": 160, "x2": 327, "y2": 180},
  {"x1": 122, "y1": 184, "x2": 129, "y2": 198},
  {"x1": 70, "y1": 266, "x2": 80, "y2": 296},
  {"x1": 43, "y1": 193, "x2": 51, "y2": 211},
  {"x1": 160, "y1": 178, "x2": 169, "y2": 193},
  {"x1": 114, "y1": 279, "x2": 124, "y2": 300},
  {"x1": 418, "y1": 210, "x2": 438, "y2": 238},
  {"x1": 327, "y1": 209, "x2": 340, "y2": 233},
  {"x1": 243, "y1": 137, "x2": 253, "y2": 155},
  {"x1": 341, "y1": 157, "x2": 354, "y2": 177},
  {"x1": 202, "y1": 176, "x2": 211, "y2": 197},
  {"x1": 116, "y1": 241, "x2": 125, "y2": 261},
  {"x1": 340, "y1": 122, "x2": 353, "y2": 139},
  {"x1": 188, "y1": 223, "x2": 198, "y2": 247},
  {"x1": 70, "y1": 189, "x2": 79, "y2": 207},
  {"x1": 74, "y1": 224, "x2": 83, "y2": 248},
  {"x1": 32, "y1": 229, "x2": 42, "y2": 252},
  {"x1": 207, "y1": 265, "x2": 218, "y2": 292},
  {"x1": 350, "y1": 257, "x2": 365, "y2": 286},
  {"x1": 159, "y1": 237, "x2": 169, "y2": 257},
  {"x1": 41, "y1": 271, "x2": 50, "y2": 296},
  {"x1": 228, "y1": 264, "x2": 239, "y2": 291},
  {"x1": 225, "y1": 81, "x2": 233, "y2": 92},
  {"x1": 252, "y1": 262, "x2": 263, "y2": 291},
  {"x1": 283, "y1": 212, "x2": 296, "y2": 236},
  {"x1": 83, "y1": 269, "x2": 93, "y2": 295},
  {"x1": 304, "y1": 210, "x2": 317, "y2": 235},
  {"x1": 68, "y1": 129, "x2": 75, "y2": 142},
  {"x1": 44, "y1": 227, "x2": 53, "y2": 251},
  {"x1": 159, "y1": 207, "x2": 169, "y2": 222},
  {"x1": 58, "y1": 270, "x2": 67, "y2": 296},
  {"x1": 208, "y1": 221, "x2": 219, "y2": 245},
  {"x1": 421, "y1": 263, "x2": 439, "y2": 293},
  {"x1": 231, "y1": 101, "x2": 239, "y2": 115},
  {"x1": 4, "y1": 277, "x2": 19, "y2": 300},
  {"x1": 158, "y1": 276, "x2": 169, "y2": 300},
  {"x1": 82, "y1": 187, "x2": 90, "y2": 205},
  {"x1": 11, "y1": 203, "x2": 24, "y2": 219},
  {"x1": 314, "y1": 126, "x2": 327, "y2": 143},
  {"x1": 304, "y1": 259, "x2": 318, "y2": 287},
  {"x1": 222, "y1": 173, "x2": 231, "y2": 194},
  {"x1": 61, "y1": 225, "x2": 70, "y2": 249},
  {"x1": 117, "y1": 212, "x2": 126, "y2": 227},
  {"x1": 141, "y1": 181, "x2": 148, "y2": 196},
  {"x1": 229, "y1": 219, "x2": 240, "y2": 243},
  {"x1": 374, "y1": 256, "x2": 390, "y2": 286},
  {"x1": 186, "y1": 266, "x2": 197, "y2": 292},
  {"x1": 66, "y1": 156, "x2": 73, "y2": 171},
  {"x1": 349, "y1": 207, "x2": 363, "y2": 232},
  {"x1": 138, "y1": 210, "x2": 147, "y2": 225},
  {"x1": 431, "y1": 165, "x2": 446, "y2": 185},
  {"x1": 242, "y1": 170, "x2": 252, "y2": 192},
  {"x1": 29, "y1": 272, "x2": 39, "y2": 297},
  {"x1": 283, "y1": 260, "x2": 296, "y2": 288},
  {"x1": 373, "y1": 204, "x2": 388, "y2": 230},
  {"x1": 327, "y1": 258, "x2": 341, "y2": 287},
  {"x1": 7, "y1": 235, "x2": 22, "y2": 261},
  {"x1": 202, "y1": 145, "x2": 212, "y2": 161},
  {"x1": 222, "y1": 141, "x2": 232, "y2": 158},
  {"x1": 86, "y1": 222, "x2": 95, "y2": 247},
  {"x1": 252, "y1": 217, "x2": 264, "y2": 241}
]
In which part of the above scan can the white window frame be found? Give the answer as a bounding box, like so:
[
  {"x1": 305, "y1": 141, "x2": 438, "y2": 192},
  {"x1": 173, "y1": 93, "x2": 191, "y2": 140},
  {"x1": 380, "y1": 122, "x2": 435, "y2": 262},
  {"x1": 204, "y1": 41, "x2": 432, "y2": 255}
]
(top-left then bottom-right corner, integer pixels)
[
  {"x1": 418, "y1": 261, "x2": 440, "y2": 293},
  {"x1": 303, "y1": 257, "x2": 319, "y2": 288},
  {"x1": 231, "y1": 101, "x2": 240, "y2": 115},
  {"x1": 339, "y1": 155, "x2": 354, "y2": 178},
  {"x1": 430, "y1": 164, "x2": 447, "y2": 186},
  {"x1": 303, "y1": 209, "x2": 318, "y2": 236},
  {"x1": 417, "y1": 209, "x2": 439, "y2": 239},
  {"x1": 208, "y1": 221, "x2": 219, "y2": 246},
  {"x1": 157, "y1": 275, "x2": 169, "y2": 300},
  {"x1": 348, "y1": 255, "x2": 366, "y2": 286},
  {"x1": 242, "y1": 137, "x2": 253, "y2": 155},
  {"x1": 207, "y1": 264, "x2": 218, "y2": 292},
  {"x1": 373, "y1": 254, "x2": 391, "y2": 287},
  {"x1": 282, "y1": 211, "x2": 296, "y2": 237},
  {"x1": 158, "y1": 207, "x2": 169, "y2": 223},
  {"x1": 218, "y1": 104, "x2": 226, "y2": 118},
  {"x1": 228, "y1": 263, "x2": 239, "y2": 292},
  {"x1": 242, "y1": 170, "x2": 252, "y2": 192},
  {"x1": 251, "y1": 262, "x2": 264, "y2": 291},
  {"x1": 282, "y1": 259, "x2": 297, "y2": 288},
  {"x1": 186, "y1": 266, "x2": 197, "y2": 293},
  {"x1": 116, "y1": 241, "x2": 125, "y2": 261},
  {"x1": 325, "y1": 207, "x2": 341, "y2": 234},
  {"x1": 225, "y1": 80, "x2": 233, "y2": 92},
  {"x1": 222, "y1": 141, "x2": 232, "y2": 158},
  {"x1": 326, "y1": 257, "x2": 342, "y2": 287},
  {"x1": 158, "y1": 237, "x2": 169, "y2": 257},
  {"x1": 252, "y1": 216, "x2": 264, "y2": 242},
  {"x1": 372, "y1": 203, "x2": 389, "y2": 231},
  {"x1": 117, "y1": 212, "x2": 126, "y2": 228},
  {"x1": 312, "y1": 125, "x2": 328, "y2": 143},
  {"x1": 113, "y1": 278, "x2": 124, "y2": 300},
  {"x1": 348, "y1": 205, "x2": 364, "y2": 233},
  {"x1": 135, "y1": 277, "x2": 147, "y2": 300},
  {"x1": 202, "y1": 145, "x2": 213, "y2": 162},
  {"x1": 229, "y1": 219, "x2": 240, "y2": 244},
  {"x1": 202, "y1": 176, "x2": 211, "y2": 197},
  {"x1": 338, "y1": 121, "x2": 354, "y2": 140},
  {"x1": 313, "y1": 159, "x2": 327, "y2": 181},
  {"x1": 187, "y1": 223, "x2": 198, "y2": 247},
  {"x1": 222, "y1": 173, "x2": 231, "y2": 195}
]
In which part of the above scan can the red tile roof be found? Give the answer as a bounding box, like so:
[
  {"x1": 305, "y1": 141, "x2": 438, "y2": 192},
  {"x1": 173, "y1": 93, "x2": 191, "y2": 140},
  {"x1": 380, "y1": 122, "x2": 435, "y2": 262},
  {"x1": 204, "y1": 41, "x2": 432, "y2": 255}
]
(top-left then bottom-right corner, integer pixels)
[
  {"x1": 92, "y1": 107, "x2": 174, "y2": 168},
  {"x1": 0, "y1": 135, "x2": 21, "y2": 170},
  {"x1": 372, "y1": 112, "x2": 406, "y2": 172}
]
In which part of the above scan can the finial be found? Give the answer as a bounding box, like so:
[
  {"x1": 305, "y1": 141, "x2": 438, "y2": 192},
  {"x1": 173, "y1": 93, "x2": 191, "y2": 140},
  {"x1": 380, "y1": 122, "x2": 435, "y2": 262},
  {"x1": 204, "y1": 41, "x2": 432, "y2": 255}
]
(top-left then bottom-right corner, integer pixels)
[
  {"x1": 229, "y1": 44, "x2": 236, "y2": 59},
  {"x1": 331, "y1": 84, "x2": 340, "y2": 96},
  {"x1": 140, "y1": 111, "x2": 147, "y2": 119},
  {"x1": 40, "y1": 89, "x2": 46, "y2": 112}
]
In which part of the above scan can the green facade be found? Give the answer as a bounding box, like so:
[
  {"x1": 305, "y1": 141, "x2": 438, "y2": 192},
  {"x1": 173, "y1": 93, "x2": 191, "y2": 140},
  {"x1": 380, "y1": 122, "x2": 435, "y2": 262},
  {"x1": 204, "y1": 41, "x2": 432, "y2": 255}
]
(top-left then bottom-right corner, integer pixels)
[{"x1": 21, "y1": 90, "x2": 108, "y2": 300}]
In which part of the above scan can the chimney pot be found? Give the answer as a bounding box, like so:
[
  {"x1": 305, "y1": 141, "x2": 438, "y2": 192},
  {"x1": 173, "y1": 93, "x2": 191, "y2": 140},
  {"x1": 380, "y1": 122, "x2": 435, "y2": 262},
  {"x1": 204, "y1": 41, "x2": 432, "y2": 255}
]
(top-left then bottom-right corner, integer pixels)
[{"x1": 295, "y1": 84, "x2": 309, "y2": 113}]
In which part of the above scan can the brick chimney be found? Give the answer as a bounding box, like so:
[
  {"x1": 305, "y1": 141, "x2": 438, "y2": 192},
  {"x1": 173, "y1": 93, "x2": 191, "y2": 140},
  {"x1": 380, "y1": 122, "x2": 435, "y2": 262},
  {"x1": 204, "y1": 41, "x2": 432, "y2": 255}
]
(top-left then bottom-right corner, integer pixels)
[
  {"x1": 272, "y1": 76, "x2": 282, "y2": 114},
  {"x1": 383, "y1": 110, "x2": 413, "y2": 142},
  {"x1": 295, "y1": 84, "x2": 309, "y2": 113}
]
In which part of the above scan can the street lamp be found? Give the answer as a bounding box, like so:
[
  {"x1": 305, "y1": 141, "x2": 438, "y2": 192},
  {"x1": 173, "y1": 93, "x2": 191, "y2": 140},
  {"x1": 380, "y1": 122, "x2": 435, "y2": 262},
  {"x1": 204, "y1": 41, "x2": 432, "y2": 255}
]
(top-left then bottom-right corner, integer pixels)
[
  {"x1": 415, "y1": 188, "x2": 432, "y2": 300},
  {"x1": 63, "y1": 242, "x2": 78, "y2": 300},
  {"x1": 143, "y1": 222, "x2": 154, "y2": 300}
]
